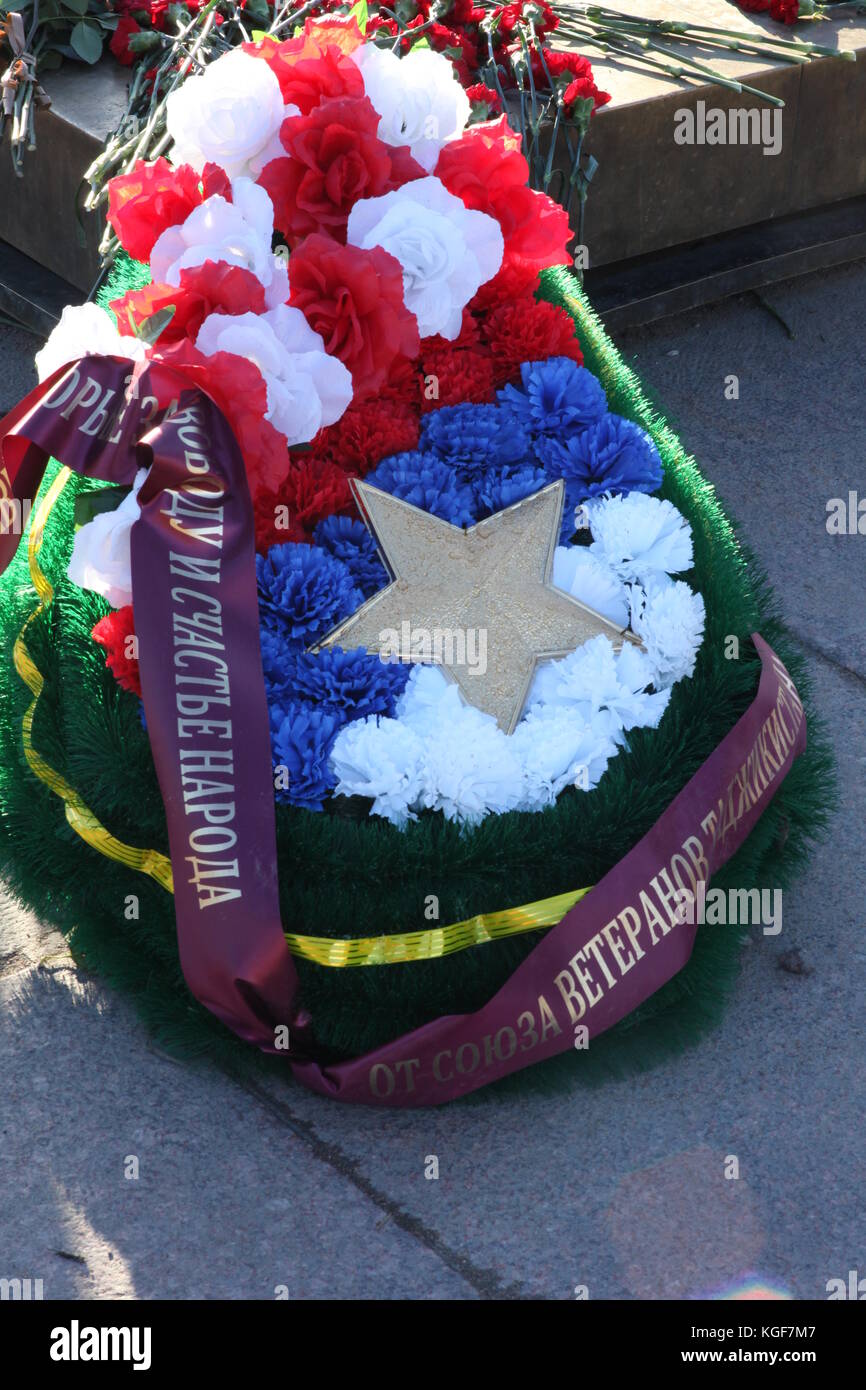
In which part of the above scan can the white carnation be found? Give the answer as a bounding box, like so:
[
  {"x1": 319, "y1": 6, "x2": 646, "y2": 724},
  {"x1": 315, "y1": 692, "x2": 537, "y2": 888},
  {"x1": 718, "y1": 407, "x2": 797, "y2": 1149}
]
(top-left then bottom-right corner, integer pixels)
[
  {"x1": 35, "y1": 303, "x2": 145, "y2": 384},
  {"x1": 150, "y1": 180, "x2": 289, "y2": 309},
  {"x1": 166, "y1": 48, "x2": 291, "y2": 181},
  {"x1": 397, "y1": 673, "x2": 524, "y2": 824},
  {"x1": 630, "y1": 576, "x2": 706, "y2": 686},
  {"x1": 511, "y1": 706, "x2": 619, "y2": 806},
  {"x1": 67, "y1": 469, "x2": 148, "y2": 609},
  {"x1": 351, "y1": 43, "x2": 470, "y2": 173},
  {"x1": 195, "y1": 305, "x2": 353, "y2": 445},
  {"x1": 552, "y1": 545, "x2": 629, "y2": 627},
  {"x1": 346, "y1": 176, "x2": 503, "y2": 339},
  {"x1": 330, "y1": 716, "x2": 428, "y2": 827},
  {"x1": 528, "y1": 634, "x2": 670, "y2": 736},
  {"x1": 589, "y1": 492, "x2": 694, "y2": 583}
]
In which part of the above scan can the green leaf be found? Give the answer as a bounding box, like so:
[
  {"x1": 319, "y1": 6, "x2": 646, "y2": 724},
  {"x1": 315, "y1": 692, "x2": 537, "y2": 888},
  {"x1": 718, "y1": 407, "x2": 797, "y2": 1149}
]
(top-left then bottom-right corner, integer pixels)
[
  {"x1": 348, "y1": 0, "x2": 368, "y2": 35},
  {"x1": 69, "y1": 18, "x2": 103, "y2": 64},
  {"x1": 132, "y1": 305, "x2": 176, "y2": 346},
  {"x1": 60, "y1": 0, "x2": 90, "y2": 15}
]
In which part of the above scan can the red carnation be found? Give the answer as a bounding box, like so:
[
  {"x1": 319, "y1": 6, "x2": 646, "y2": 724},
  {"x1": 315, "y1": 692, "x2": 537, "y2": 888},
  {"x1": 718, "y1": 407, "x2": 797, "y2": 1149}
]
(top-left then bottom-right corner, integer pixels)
[
  {"x1": 471, "y1": 260, "x2": 544, "y2": 312},
  {"x1": 378, "y1": 354, "x2": 425, "y2": 411},
  {"x1": 107, "y1": 158, "x2": 230, "y2": 264},
  {"x1": 92, "y1": 606, "x2": 141, "y2": 698},
  {"x1": 465, "y1": 83, "x2": 502, "y2": 120},
  {"x1": 422, "y1": 308, "x2": 482, "y2": 354},
  {"x1": 436, "y1": 116, "x2": 571, "y2": 284},
  {"x1": 561, "y1": 59, "x2": 611, "y2": 121},
  {"x1": 481, "y1": 295, "x2": 583, "y2": 385},
  {"x1": 283, "y1": 454, "x2": 356, "y2": 532},
  {"x1": 109, "y1": 17, "x2": 141, "y2": 67},
  {"x1": 289, "y1": 235, "x2": 420, "y2": 398},
  {"x1": 244, "y1": 19, "x2": 365, "y2": 112},
  {"x1": 259, "y1": 97, "x2": 423, "y2": 245},
  {"x1": 770, "y1": 0, "x2": 801, "y2": 21},
  {"x1": 420, "y1": 344, "x2": 496, "y2": 412},
  {"x1": 253, "y1": 485, "x2": 309, "y2": 554},
  {"x1": 110, "y1": 262, "x2": 266, "y2": 346},
  {"x1": 151, "y1": 338, "x2": 290, "y2": 496},
  {"x1": 317, "y1": 400, "x2": 421, "y2": 475}
]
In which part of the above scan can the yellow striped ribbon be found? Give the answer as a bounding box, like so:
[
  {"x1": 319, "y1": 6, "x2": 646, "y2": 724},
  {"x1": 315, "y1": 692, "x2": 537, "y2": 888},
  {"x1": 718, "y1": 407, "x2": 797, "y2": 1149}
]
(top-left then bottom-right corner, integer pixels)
[{"x1": 11, "y1": 467, "x2": 591, "y2": 967}]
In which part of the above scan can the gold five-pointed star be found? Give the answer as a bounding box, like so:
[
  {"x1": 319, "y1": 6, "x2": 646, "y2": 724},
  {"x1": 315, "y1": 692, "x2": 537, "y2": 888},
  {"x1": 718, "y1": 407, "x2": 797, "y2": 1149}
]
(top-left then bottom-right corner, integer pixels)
[{"x1": 311, "y1": 478, "x2": 638, "y2": 734}]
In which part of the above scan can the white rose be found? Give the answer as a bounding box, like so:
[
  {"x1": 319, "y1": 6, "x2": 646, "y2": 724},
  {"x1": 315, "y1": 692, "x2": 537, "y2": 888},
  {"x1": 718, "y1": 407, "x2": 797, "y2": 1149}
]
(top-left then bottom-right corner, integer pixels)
[
  {"x1": 346, "y1": 176, "x2": 503, "y2": 339},
  {"x1": 351, "y1": 44, "x2": 469, "y2": 173},
  {"x1": 195, "y1": 306, "x2": 353, "y2": 445},
  {"x1": 166, "y1": 48, "x2": 292, "y2": 181},
  {"x1": 149, "y1": 179, "x2": 289, "y2": 309},
  {"x1": 35, "y1": 303, "x2": 145, "y2": 384},
  {"x1": 67, "y1": 469, "x2": 148, "y2": 609}
]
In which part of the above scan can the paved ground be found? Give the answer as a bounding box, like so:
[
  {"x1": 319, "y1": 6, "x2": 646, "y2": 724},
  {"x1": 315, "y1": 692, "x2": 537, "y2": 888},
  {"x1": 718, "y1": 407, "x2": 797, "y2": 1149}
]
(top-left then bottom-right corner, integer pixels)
[{"x1": 1, "y1": 262, "x2": 863, "y2": 1300}]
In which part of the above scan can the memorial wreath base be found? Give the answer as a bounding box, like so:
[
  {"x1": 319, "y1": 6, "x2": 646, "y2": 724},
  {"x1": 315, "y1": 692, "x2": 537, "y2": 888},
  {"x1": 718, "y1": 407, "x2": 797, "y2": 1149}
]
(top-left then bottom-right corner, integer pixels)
[{"x1": 0, "y1": 266, "x2": 833, "y2": 1103}]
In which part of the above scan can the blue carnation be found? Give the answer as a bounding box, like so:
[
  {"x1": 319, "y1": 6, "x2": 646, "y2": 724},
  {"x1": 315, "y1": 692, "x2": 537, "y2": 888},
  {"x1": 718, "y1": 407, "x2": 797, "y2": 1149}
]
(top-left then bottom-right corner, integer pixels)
[
  {"x1": 499, "y1": 358, "x2": 607, "y2": 436},
  {"x1": 256, "y1": 542, "x2": 363, "y2": 650},
  {"x1": 419, "y1": 403, "x2": 529, "y2": 471},
  {"x1": 270, "y1": 701, "x2": 342, "y2": 810},
  {"x1": 313, "y1": 515, "x2": 388, "y2": 598},
  {"x1": 537, "y1": 413, "x2": 663, "y2": 504},
  {"x1": 367, "y1": 451, "x2": 475, "y2": 527},
  {"x1": 471, "y1": 463, "x2": 548, "y2": 519},
  {"x1": 288, "y1": 645, "x2": 409, "y2": 719},
  {"x1": 259, "y1": 623, "x2": 295, "y2": 699}
]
